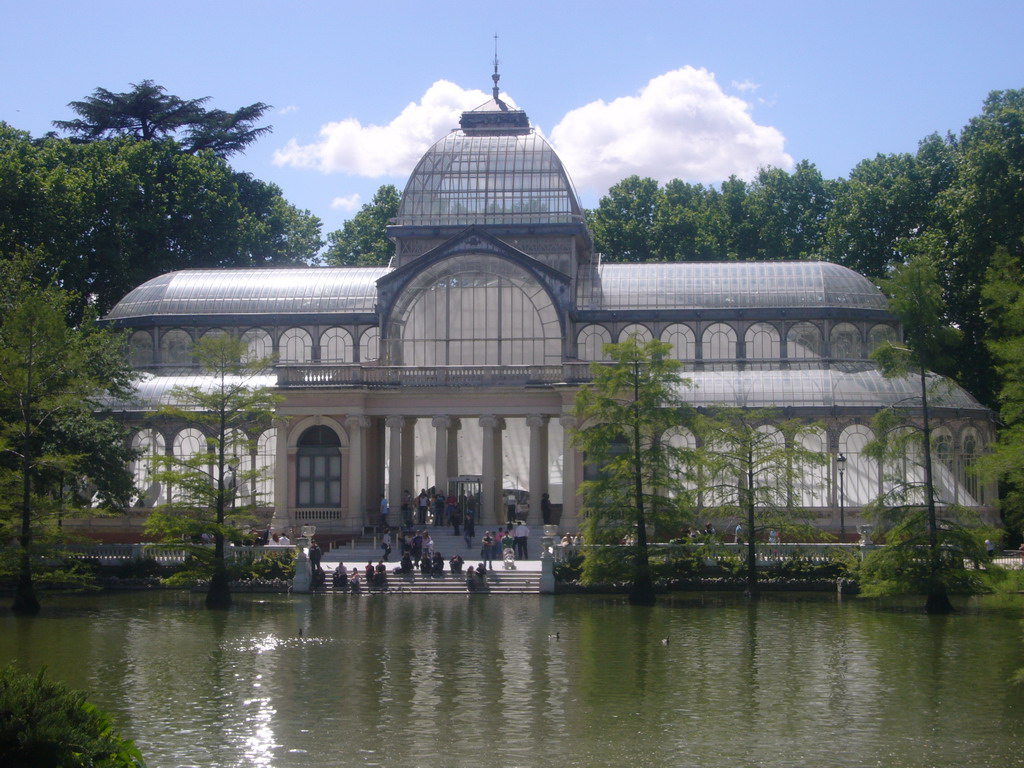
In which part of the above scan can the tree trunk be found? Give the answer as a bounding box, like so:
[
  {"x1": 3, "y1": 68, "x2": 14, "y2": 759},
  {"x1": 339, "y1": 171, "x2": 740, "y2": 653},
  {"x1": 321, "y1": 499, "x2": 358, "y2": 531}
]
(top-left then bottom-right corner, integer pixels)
[{"x1": 205, "y1": 554, "x2": 232, "y2": 610}]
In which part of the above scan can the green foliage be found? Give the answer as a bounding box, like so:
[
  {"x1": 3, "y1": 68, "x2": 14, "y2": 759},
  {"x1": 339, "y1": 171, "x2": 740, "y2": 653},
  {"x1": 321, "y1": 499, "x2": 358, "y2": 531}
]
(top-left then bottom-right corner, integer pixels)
[
  {"x1": 571, "y1": 337, "x2": 697, "y2": 598},
  {"x1": 0, "y1": 665, "x2": 146, "y2": 767},
  {"x1": 324, "y1": 185, "x2": 401, "y2": 266},
  {"x1": 53, "y1": 79, "x2": 271, "y2": 159},
  {"x1": 0, "y1": 123, "x2": 322, "y2": 319}
]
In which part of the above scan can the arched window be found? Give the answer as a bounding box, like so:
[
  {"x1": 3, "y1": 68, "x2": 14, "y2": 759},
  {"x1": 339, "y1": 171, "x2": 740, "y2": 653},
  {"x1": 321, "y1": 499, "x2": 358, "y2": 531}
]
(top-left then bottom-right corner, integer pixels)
[
  {"x1": 279, "y1": 328, "x2": 313, "y2": 363},
  {"x1": 320, "y1": 327, "x2": 353, "y2": 363},
  {"x1": 241, "y1": 328, "x2": 273, "y2": 365},
  {"x1": 172, "y1": 428, "x2": 207, "y2": 503},
  {"x1": 255, "y1": 429, "x2": 276, "y2": 507},
  {"x1": 577, "y1": 325, "x2": 612, "y2": 362},
  {"x1": 702, "y1": 323, "x2": 737, "y2": 365},
  {"x1": 297, "y1": 426, "x2": 341, "y2": 508},
  {"x1": 933, "y1": 429, "x2": 957, "y2": 504},
  {"x1": 618, "y1": 323, "x2": 652, "y2": 344},
  {"x1": 360, "y1": 327, "x2": 380, "y2": 362},
  {"x1": 745, "y1": 323, "x2": 781, "y2": 360},
  {"x1": 665, "y1": 427, "x2": 697, "y2": 494},
  {"x1": 830, "y1": 323, "x2": 861, "y2": 360},
  {"x1": 160, "y1": 329, "x2": 193, "y2": 366},
  {"x1": 868, "y1": 323, "x2": 898, "y2": 355},
  {"x1": 839, "y1": 425, "x2": 877, "y2": 505},
  {"x1": 385, "y1": 254, "x2": 562, "y2": 366},
  {"x1": 129, "y1": 331, "x2": 154, "y2": 368},
  {"x1": 961, "y1": 428, "x2": 982, "y2": 505},
  {"x1": 130, "y1": 429, "x2": 165, "y2": 507},
  {"x1": 797, "y1": 427, "x2": 827, "y2": 507},
  {"x1": 786, "y1": 323, "x2": 822, "y2": 359},
  {"x1": 661, "y1": 324, "x2": 696, "y2": 361}
]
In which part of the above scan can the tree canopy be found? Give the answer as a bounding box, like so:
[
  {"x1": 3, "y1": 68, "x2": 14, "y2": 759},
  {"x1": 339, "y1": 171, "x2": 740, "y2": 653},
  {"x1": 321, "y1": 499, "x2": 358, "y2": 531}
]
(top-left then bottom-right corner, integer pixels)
[
  {"x1": 53, "y1": 79, "x2": 272, "y2": 158},
  {"x1": 324, "y1": 185, "x2": 401, "y2": 266}
]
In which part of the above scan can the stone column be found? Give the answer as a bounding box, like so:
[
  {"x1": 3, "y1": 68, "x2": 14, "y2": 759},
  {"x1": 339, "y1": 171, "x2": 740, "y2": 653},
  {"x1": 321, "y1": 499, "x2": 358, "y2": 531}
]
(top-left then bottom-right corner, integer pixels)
[
  {"x1": 385, "y1": 416, "x2": 405, "y2": 519},
  {"x1": 432, "y1": 415, "x2": 452, "y2": 494},
  {"x1": 559, "y1": 414, "x2": 578, "y2": 531},
  {"x1": 345, "y1": 416, "x2": 370, "y2": 528},
  {"x1": 526, "y1": 414, "x2": 549, "y2": 519},
  {"x1": 270, "y1": 418, "x2": 290, "y2": 532},
  {"x1": 479, "y1": 415, "x2": 505, "y2": 525},
  {"x1": 401, "y1": 417, "x2": 416, "y2": 495},
  {"x1": 447, "y1": 418, "x2": 461, "y2": 481}
]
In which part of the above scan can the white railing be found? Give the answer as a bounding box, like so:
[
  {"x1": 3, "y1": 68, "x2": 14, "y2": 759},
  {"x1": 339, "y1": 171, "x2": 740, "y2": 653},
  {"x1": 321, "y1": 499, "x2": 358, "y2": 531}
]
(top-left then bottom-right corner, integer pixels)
[{"x1": 275, "y1": 363, "x2": 595, "y2": 388}]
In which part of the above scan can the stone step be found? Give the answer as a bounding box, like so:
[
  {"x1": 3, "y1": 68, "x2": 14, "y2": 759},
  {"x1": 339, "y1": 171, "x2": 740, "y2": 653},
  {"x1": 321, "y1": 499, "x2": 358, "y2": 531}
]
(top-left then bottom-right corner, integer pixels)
[{"x1": 317, "y1": 571, "x2": 541, "y2": 595}]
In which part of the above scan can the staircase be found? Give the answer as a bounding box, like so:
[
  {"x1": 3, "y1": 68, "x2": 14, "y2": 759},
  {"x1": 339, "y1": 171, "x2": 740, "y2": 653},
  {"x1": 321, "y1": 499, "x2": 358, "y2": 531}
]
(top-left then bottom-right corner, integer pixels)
[{"x1": 318, "y1": 569, "x2": 541, "y2": 595}]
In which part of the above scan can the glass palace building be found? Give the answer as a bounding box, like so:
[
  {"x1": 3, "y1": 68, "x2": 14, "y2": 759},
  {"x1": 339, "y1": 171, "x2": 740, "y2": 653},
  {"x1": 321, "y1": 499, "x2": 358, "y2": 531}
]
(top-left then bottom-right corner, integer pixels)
[{"x1": 101, "y1": 91, "x2": 996, "y2": 539}]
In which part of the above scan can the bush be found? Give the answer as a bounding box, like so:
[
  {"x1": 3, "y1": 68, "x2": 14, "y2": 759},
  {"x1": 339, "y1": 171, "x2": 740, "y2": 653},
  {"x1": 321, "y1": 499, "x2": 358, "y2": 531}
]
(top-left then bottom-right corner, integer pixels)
[{"x1": 0, "y1": 665, "x2": 145, "y2": 767}]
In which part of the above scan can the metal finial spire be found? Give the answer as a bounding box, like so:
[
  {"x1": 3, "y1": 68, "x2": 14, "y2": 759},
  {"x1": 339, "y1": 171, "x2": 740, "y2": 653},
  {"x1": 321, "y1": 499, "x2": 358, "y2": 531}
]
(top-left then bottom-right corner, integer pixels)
[{"x1": 492, "y1": 33, "x2": 500, "y2": 100}]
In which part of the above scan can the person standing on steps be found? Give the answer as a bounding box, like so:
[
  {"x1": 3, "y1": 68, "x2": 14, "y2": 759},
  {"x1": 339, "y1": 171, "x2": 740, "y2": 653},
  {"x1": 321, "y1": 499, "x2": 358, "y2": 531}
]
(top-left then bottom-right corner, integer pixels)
[
  {"x1": 379, "y1": 494, "x2": 389, "y2": 530},
  {"x1": 481, "y1": 530, "x2": 495, "y2": 570},
  {"x1": 514, "y1": 520, "x2": 530, "y2": 560},
  {"x1": 541, "y1": 493, "x2": 552, "y2": 526}
]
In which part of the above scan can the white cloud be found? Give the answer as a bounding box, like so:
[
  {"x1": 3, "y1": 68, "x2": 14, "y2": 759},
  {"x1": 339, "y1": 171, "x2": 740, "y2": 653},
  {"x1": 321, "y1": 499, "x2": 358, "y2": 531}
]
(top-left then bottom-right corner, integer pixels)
[
  {"x1": 731, "y1": 79, "x2": 760, "y2": 93},
  {"x1": 278, "y1": 105, "x2": 299, "y2": 115},
  {"x1": 330, "y1": 194, "x2": 362, "y2": 213},
  {"x1": 273, "y1": 80, "x2": 493, "y2": 177},
  {"x1": 549, "y1": 67, "x2": 792, "y2": 194}
]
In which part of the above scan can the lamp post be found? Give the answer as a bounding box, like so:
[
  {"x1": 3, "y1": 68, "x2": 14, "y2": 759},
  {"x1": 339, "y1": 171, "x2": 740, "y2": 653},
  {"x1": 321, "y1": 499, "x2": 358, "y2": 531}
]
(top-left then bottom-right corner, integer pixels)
[{"x1": 836, "y1": 453, "x2": 847, "y2": 544}]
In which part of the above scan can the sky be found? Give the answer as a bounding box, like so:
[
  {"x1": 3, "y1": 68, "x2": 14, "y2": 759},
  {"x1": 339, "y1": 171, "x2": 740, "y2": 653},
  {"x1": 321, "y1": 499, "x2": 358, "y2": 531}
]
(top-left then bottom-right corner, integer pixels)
[{"x1": 3, "y1": 1, "x2": 1023, "y2": 237}]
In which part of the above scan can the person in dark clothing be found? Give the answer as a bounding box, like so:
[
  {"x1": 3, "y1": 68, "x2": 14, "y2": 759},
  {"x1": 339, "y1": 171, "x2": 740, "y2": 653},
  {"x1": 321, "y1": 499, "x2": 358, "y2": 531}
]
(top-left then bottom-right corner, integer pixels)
[{"x1": 541, "y1": 493, "x2": 552, "y2": 526}]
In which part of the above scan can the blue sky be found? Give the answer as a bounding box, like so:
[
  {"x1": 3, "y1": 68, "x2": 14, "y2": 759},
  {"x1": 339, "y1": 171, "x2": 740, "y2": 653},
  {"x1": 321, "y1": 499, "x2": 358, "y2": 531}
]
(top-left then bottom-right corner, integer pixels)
[{"x1": 4, "y1": 0, "x2": 1022, "y2": 236}]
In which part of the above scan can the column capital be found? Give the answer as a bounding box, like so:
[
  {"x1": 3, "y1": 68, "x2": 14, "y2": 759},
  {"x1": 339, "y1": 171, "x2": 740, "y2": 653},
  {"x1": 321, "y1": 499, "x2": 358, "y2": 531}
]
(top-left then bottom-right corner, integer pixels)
[
  {"x1": 526, "y1": 414, "x2": 550, "y2": 429},
  {"x1": 345, "y1": 415, "x2": 371, "y2": 430},
  {"x1": 559, "y1": 414, "x2": 578, "y2": 430},
  {"x1": 431, "y1": 415, "x2": 453, "y2": 429},
  {"x1": 479, "y1": 414, "x2": 506, "y2": 430},
  {"x1": 385, "y1": 415, "x2": 406, "y2": 430}
]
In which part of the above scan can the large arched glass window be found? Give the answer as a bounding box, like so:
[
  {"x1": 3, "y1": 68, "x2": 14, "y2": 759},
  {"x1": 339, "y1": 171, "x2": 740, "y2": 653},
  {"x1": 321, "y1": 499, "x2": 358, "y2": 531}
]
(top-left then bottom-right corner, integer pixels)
[
  {"x1": 786, "y1": 323, "x2": 822, "y2": 359},
  {"x1": 868, "y1": 323, "x2": 898, "y2": 355},
  {"x1": 702, "y1": 323, "x2": 737, "y2": 365},
  {"x1": 577, "y1": 325, "x2": 611, "y2": 362},
  {"x1": 131, "y1": 429, "x2": 165, "y2": 507},
  {"x1": 297, "y1": 426, "x2": 341, "y2": 508},
  {"x1": 830, "y1": 323, "x2": 861, "y2": 360},
  {"x1": 129, "y1": 331, "x2": 154, "y2": 368},
  {"x1": 255, "y1": 428, "x2": 276, "y2": 507},
  {"x1": 797, "y1": 427, "x2": 827, "y2": 507},
  {"x1": 385, "y1": 254, "x2": 562, "y2": 366},
  {"x1": 280, "y1": 328, "x2": 313, "y2": 363},
  {"x1": 839, "y1": 425, "x2": 877, "y2": 505},
  {"x1": 360, "y1": 328, "x2": 380, "y2": 362},
  {"x1": 618, "y1": 324, "x2": 652, "y2": 344},
  {"x1": 962, "y1": 428, "x2": 982, "y2": 505},
  {"x1": 661, "y1": 323, "x2": 696, "y2": 361},
  {"x1": 172, "y1": 428, "x2": 207, "y2": 503},
  {"x1": 242, "y1": 328, "x2": 273, "y2": 364},
  {"x1": 745, "y1": 323, "x2": 781, "y2": 360},
  {"x1": 160, "y1": 329, "x2": 193, "y2": 366},
  {"x1": 320, "y1": 327, "x2": 353, "y2": 363}
]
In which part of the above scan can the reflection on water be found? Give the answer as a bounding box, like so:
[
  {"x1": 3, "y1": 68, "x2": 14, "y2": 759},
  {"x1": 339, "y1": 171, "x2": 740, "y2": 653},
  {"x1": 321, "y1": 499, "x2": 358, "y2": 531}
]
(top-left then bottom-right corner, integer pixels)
[{"x1": 3, "y1": 591, "x2": 1023, "y2": 768}]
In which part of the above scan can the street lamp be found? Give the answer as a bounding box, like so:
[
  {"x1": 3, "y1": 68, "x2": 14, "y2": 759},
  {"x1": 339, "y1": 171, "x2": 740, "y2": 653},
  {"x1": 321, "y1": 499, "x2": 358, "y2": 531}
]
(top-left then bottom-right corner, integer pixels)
[{"x1": 836, "y1": 453, "x2": 847, "y2": 544}]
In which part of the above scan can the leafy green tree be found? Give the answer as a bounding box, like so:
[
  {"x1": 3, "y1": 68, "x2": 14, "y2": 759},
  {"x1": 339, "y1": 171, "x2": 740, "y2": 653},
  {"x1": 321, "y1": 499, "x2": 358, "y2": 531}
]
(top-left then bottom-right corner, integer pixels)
[
  {"x1": 743, "y1": 161, "x2": 835, "y2": 261},
  {"x1": 53, "y1": 79, "x2": 271, "y2": 158},
  {"x1": 571, "y1": 337, "x2": 697, "y2": 605},
  {"x1": 0, "y1": 665, "x2": 146, "y2": 767},
  {"x1": 144, "y1": 333, "x2": 281, "y2": 609},
  {"x1": 0, "y1": 125, "x2": 322, "y2": 318},
  {"x1": 589, "y1": 176, "x2": 664, "y2": 262},
  {"x1": 693, "y1": 407, "x2": 826, "y2": 598},
  {"x1": 866, "y1": 253, "x2": 978, "y2": 613},
  {"x1": 323, "y1": 185, "x2": 401, "y2": 266},
  {"x1": 0, "y1": 269, "x2": 135, "y2": 615}
]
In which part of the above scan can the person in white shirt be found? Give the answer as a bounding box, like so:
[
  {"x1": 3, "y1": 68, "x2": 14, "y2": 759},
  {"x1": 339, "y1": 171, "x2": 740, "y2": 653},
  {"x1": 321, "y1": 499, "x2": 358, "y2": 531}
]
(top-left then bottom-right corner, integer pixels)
[{"x1": 514, "y1": 521, "x2": 529, "y2": 560}]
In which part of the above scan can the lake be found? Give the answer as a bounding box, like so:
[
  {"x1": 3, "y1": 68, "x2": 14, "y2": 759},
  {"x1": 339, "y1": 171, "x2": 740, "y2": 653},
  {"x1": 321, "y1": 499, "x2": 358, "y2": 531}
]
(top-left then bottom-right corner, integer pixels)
[{"x1": 3, "y1": 590, "x2": 1023, "y2": 768}]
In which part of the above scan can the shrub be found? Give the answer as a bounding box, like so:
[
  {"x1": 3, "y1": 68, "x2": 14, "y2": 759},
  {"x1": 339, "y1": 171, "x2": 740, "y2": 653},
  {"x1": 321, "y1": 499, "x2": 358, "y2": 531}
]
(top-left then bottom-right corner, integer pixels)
[{"x1": 0, "y1": 665, "x2": 145, "y2": 767}]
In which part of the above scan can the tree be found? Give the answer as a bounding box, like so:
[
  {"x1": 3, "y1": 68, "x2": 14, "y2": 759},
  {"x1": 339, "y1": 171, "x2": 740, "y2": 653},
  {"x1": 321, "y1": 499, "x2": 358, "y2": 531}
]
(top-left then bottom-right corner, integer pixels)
[
  {"x1": 693, "y1": 407, "x2": 826, "y2": 598},
  {"x1": 0, "y1": 269, "x2": 135, "y2": 615},
  {"x1": 743, "y1": 161, "x2": 835, "y2": 261},
  {"x1": 0, "y1": 665, "x2": 146, "y2": 767},
  {"x1": 53, "y1": 79, "x2": 272, "y2": 158},
  {"x1": 571, "y1": 337, "x2": 697, "y2": 605},
  {"x1": 589, "y1": 176, "x2": 664, "y2": 262},
  {"x1": 323, "y1": 185, "x2": 401, "y2": 266},
  {"x1": 144, "y1": 333, "x2": 281, "y2": 609},
  {"x1": 866, "y1": 253, "x2": 982, "y2": 613},
  {"x1": 0, "y1": 125, "x2": 322, "y2": 318}
]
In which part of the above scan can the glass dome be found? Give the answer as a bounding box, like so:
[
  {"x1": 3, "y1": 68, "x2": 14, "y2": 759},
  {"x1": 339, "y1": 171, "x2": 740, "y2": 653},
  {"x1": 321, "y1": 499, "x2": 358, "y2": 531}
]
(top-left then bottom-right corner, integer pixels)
[
  {"x1": 106, "y1": 268, "x2": 387, "y2": 321},
  {"x1": 577, "y1": 261, "x2": 889, "y2": 312},
  {"x1": 395, "y1": 131, "x2": 585, "y2": 227}
]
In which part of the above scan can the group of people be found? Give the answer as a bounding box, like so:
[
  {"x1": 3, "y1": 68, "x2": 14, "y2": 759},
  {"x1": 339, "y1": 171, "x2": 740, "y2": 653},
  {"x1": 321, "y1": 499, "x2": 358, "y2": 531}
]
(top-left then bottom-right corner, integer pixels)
[{"x1": 478, "y1": 521, "x2": 530, "y2": 569}]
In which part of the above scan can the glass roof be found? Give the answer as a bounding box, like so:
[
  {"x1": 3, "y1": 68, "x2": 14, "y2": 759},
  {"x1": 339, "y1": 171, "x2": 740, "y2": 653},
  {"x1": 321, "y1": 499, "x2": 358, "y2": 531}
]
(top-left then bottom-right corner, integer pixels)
[
  {"x1": 672, "y1": 367, "x2": 985, "y2": 411},
  {"x1": 103, "y1": 373, "x2": 278, "y2": 410},
  {"x1": 394, "y1": 131, "x2": 584, "y2": 227},
  {"x1": 577, "y1": 261, "x2": 889, "y2": 312},
  {"x1": 106, "y1": 268, "x2": 388, "y2": 320}
]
